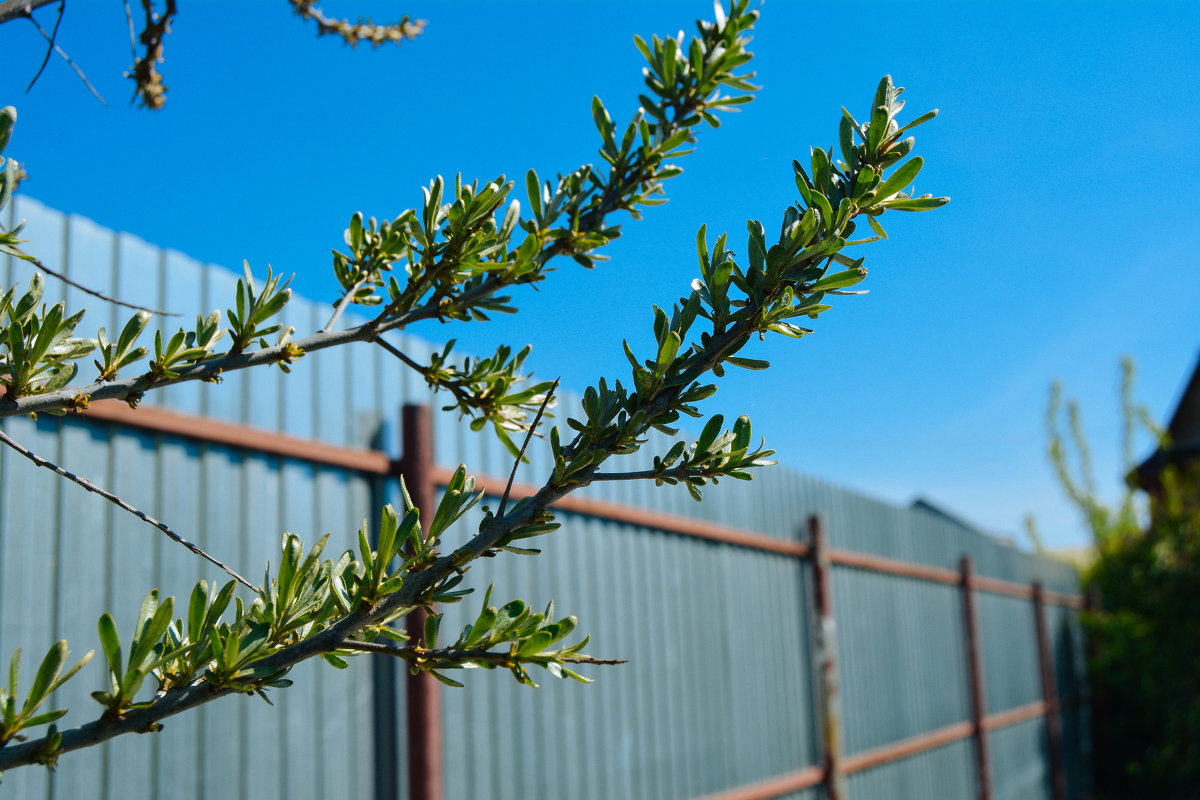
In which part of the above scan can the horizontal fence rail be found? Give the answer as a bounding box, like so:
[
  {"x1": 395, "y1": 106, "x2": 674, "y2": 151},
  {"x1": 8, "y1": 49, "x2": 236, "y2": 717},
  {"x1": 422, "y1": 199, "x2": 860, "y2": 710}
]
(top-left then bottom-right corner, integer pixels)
[{"x1": 64, "y1": 398, "x2": 1082, "y2": 606}]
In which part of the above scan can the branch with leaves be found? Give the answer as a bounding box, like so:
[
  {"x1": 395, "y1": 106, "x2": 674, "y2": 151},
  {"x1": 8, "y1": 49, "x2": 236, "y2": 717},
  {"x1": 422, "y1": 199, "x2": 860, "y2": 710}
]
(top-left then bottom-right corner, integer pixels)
[
  {"x1": 0, "y1": 0, "x2": 946, "y2": 774},
  {"x1": 0, "y1": 0, "x2": 424, "y2": 109}
]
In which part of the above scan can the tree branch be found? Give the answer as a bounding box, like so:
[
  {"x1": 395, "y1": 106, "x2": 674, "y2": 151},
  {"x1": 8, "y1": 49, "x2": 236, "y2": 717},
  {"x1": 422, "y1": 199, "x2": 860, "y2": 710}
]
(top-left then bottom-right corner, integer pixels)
[
  {"x1": 288, "y1": 0, "x2": 424, "y2": 47},
  {"x1": 21, "y1": 2, "x2": 106, "y2": 105},
  {"x1": 0, "y1": 0, "x2": 57, "y2": 25},
  {"x1": 0, "y1": 427, "x2": 257, "y2": 591},
  {"x1": 341, "y1": 639, "x2": 626, "y2": 667},
  {"x1": 23, "y1": 0, "x2": 61, "y2": 94},
  {"x1": 496, "y1": 378, "x2": 556, "y2": 518},
  {"x1": 10, "y1": 250, "x2": 177, "y2": 315}
]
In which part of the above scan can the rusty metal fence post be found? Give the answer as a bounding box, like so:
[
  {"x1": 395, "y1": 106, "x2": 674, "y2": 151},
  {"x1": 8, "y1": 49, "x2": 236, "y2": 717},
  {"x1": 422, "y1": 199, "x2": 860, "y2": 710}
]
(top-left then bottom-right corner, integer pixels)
[
  {"x1": 809, "y1": 514, "x2": 846, "y2": 799},
  {"x1": 400, "y1": 404, "x2": 444, "y2": 800},
  {"x1": 960, "y1": 556, "x2": 993, "y2": 800},
  {"x1": 1033, "y1": 580, "x2": 1067, "y2": 800}
]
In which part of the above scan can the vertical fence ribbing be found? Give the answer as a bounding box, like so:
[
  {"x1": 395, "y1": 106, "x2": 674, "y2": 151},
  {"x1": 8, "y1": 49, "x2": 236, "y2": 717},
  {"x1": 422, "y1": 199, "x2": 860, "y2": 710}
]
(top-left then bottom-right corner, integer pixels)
[
  {"x1": 372, "y1": 472, "x2": 400, "y2": 800},
  {"x1": 960, "y1": 557, "x2": 992, "y2": 800},
  {"x1": 1033, "y1": 581, "x2": 1067, "y2": 800},
  {"x1": 400, "y1": 404, "x2": 443, "y2": 800},
  {"x1": 809, "y1": 514, "x2": 846, "y2": 800}
]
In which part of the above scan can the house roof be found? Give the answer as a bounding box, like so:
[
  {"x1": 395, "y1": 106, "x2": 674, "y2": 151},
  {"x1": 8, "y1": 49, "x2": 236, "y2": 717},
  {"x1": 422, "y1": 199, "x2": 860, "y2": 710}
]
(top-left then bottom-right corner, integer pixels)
[{"x1": 1132, "y1": 349, "x2": 1200, "y2": 487}]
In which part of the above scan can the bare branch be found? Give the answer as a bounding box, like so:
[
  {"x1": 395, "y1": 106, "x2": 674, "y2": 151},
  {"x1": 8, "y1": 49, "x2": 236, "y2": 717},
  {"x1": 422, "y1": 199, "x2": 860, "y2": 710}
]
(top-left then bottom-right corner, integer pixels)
[
  {"x1": 126, "y1": 0, "x2": 175, "y2": 109},
  {"x1": 21, "y1": 2, "x2": 106, "y2": 105},
  {"x1": 12, "y1": 251, "x2": 177, "y2": 315},
  {"x1": 322, "y1": 273, "x2": 371, "y2": 332},
  {"x1": 23, "y1": 0, "x2": 61, "y2": 94},
  {"x1": 0, "y1": 427, "x2": 257, "y2": 591},
  {"x1": 341, "y1": 639, "x2": 626, "y2": 667},
  {"x1": 122, "y1": 0, "x2": 136, "y2": 61},
  {"x1": 288, "y1": 0, "x2": 424, "y2": 47},
  {"x1": 496, "y1": 378, "x2": 557, "y2": 518}
]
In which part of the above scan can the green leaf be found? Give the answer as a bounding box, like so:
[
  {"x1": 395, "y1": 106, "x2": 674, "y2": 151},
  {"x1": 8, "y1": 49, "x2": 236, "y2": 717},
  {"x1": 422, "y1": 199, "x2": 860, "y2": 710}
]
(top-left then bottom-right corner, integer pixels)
[
  {"x1": 867, "y1": 215, "x2": 888, "y2": 239},
  {"x1": 875, "y1": 156, "x2": 923, "y2": 200},
  {"x1": 525, "y1": 170, "x2": 542, "y2": 222},
  {"x1": 882, "y1": 195, "x2": 949, "y2": 212},
  {"x1": 23, "y1": 641, "x2": 66, "y2": 714},
  {"x1": 430, "y1": 671, "x2": 464, "y2": 688},
  {"x1": 656, "y1": 331, "x2": 681, "y2": 370},
  {"x1": 97, "y1": 614, "x2": 122, "y2": 682},
  {"x1": 19, "y1": 708, "x2": 67, "y2": 729},
  {"x1": 725, "y1": 356, "x2": 769, "y2": 370},
  {"x1": 696, "y1": 414, "x2": 724, "y2": 454},
  {"x1": 0, "y1": 106, "x2": 15, "y2": 155},
  {"x1": 8, "y1": 647, "x2": 20, "y2": 705},
  {"x1": 809, "y1": 267, "x2": 867, "y2": 292},
  {"x1": 187, "y1": 581, "x2": 208, "y2": 642},
  {"x1": 893, "y1": 109, "x2": 938, "y2": 137}
]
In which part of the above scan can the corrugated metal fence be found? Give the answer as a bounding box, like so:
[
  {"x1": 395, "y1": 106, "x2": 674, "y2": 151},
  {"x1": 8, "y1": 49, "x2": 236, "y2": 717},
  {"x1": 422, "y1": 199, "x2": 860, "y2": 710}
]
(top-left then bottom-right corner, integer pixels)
[{"x1": 0, "y1": 198, "x2": 1088, "y2": 799}]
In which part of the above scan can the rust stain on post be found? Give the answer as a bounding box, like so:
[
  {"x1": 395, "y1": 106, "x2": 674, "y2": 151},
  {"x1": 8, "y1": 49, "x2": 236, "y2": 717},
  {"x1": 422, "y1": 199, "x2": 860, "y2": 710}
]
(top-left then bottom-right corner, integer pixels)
[
  {"x1": 809, "y1": 514, "x2": 847, "y2": 800},
  {"x1": 1033, "y1": 581, "x2": 1067, "y2": 800},
  {"x1": 960, "y1": 556, "x2": 993, "y2": 800},
  {"x1": 401, "y1": 405, "x2": 443, "y2": 800}
]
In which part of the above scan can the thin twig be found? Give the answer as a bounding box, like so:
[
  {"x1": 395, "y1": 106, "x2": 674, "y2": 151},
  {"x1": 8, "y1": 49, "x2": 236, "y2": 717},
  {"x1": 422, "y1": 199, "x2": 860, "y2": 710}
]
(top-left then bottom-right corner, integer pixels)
[
  {"x1": 122, "y1": 0, "x2": 136, "y2": 61},
  {"x1": 0, "y1": 427, "x2": 257, "y2": 591},
  {"x1": 23, "y1": 0, "x2": 62, "y2": 93},
  {"x1": 288, "y1": 0, "x2": 425, "y2": 47},
  {"x1": 322, "y1": 274, "x2": 370, "y2": 332},
  {"x1": 15, "y1": 257, "x2": 177, "y2": 315},
  {"x1": 23, "y1": 5, "x2": 106, "y2": 105},
  {"x1": 372, "y1": 335, "x2": 422, "y2": 371},
  {"x1": 589, "y1": 468, "x2": 691, "y2": 482},
  {"x1": 127, "y1": 0, "x2": 175, "y2": 109},
  {"x1": 496, "y1": 378, "x2": 557, "y2": 519}
]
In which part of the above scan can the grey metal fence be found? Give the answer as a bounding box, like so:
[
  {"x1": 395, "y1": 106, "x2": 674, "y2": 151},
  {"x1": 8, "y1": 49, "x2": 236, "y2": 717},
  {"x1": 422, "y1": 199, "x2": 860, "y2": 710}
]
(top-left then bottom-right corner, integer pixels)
[{"x1": 1, "y1": 199, "x2": 1087, "y2": 800}]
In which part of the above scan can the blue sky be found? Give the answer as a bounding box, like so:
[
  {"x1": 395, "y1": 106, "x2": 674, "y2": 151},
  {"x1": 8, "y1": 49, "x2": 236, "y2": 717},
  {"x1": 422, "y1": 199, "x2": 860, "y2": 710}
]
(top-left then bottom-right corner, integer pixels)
[{"x1": 2, "y1": 1, "x2": 1198, "y2": 549}]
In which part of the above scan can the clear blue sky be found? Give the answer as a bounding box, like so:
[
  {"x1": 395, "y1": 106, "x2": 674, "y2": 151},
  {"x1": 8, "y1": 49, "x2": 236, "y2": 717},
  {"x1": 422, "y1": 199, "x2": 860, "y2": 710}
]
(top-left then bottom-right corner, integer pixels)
[{"x1": 2, "y1": 1, "x2": 1198, "y2": 549}]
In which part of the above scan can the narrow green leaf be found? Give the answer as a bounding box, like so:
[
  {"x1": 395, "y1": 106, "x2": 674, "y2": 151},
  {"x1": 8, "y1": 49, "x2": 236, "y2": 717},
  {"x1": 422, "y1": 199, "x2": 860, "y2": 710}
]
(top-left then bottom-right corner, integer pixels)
[
  {"x1": 696, "y1": 414, "x2": 724, "y2": 454},
  {"x1": 725, "y1": 356, "x2": 770, "y2": 370},
  {"x1": 875, "y1": 156, "x2": 923, "y2": 200},
  {"x1": 97, "y1": 614, "x2": 122, "y2": 681},
  {"x1": 883, "y1": 195, "x2": 949, "y2": 212},
  {"x1": 656, "y1": 331, "x2": 681, "y2": 370},
  {"x1": 23, "y1": 641, "x2": 66, "y2": 712},
  {"x1": 321, "y1": 653, "x2": 349, "y2": 669},
  {"x1": 525, "y1": 170, "x2": 542, "y2": 222},
  {"x1": 809, "y1": 267, "x2": 867, "y2": 292}
]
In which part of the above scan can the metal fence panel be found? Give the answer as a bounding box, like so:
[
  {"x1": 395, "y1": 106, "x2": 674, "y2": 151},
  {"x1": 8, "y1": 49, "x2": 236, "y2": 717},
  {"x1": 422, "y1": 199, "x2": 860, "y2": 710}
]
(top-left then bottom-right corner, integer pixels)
[{"x1": 0, "y1": 202, "x2": 1090, "y2": 799}]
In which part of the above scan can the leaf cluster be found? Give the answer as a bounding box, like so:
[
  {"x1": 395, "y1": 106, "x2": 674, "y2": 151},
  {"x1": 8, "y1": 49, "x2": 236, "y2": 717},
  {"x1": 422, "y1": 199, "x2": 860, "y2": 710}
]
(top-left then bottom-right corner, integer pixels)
[
  {"x1": 417, "y1": 586, "x2": 596, "y2": 688},
  {"x1": 0, "y1": 643, "x2": 92, "y2": 746},
  {"x1": 416, "y1": 340, "x2": 556, "y2": 459},
  {"x1": 547, "y1": 75, "x2": 946, "y2": 503},
  {"x1": 0, "y1": 3, "x2": 951, "y2": 773},
  {"x1": 0, "y1": 274, "x2": 95, "y2": 400}
]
